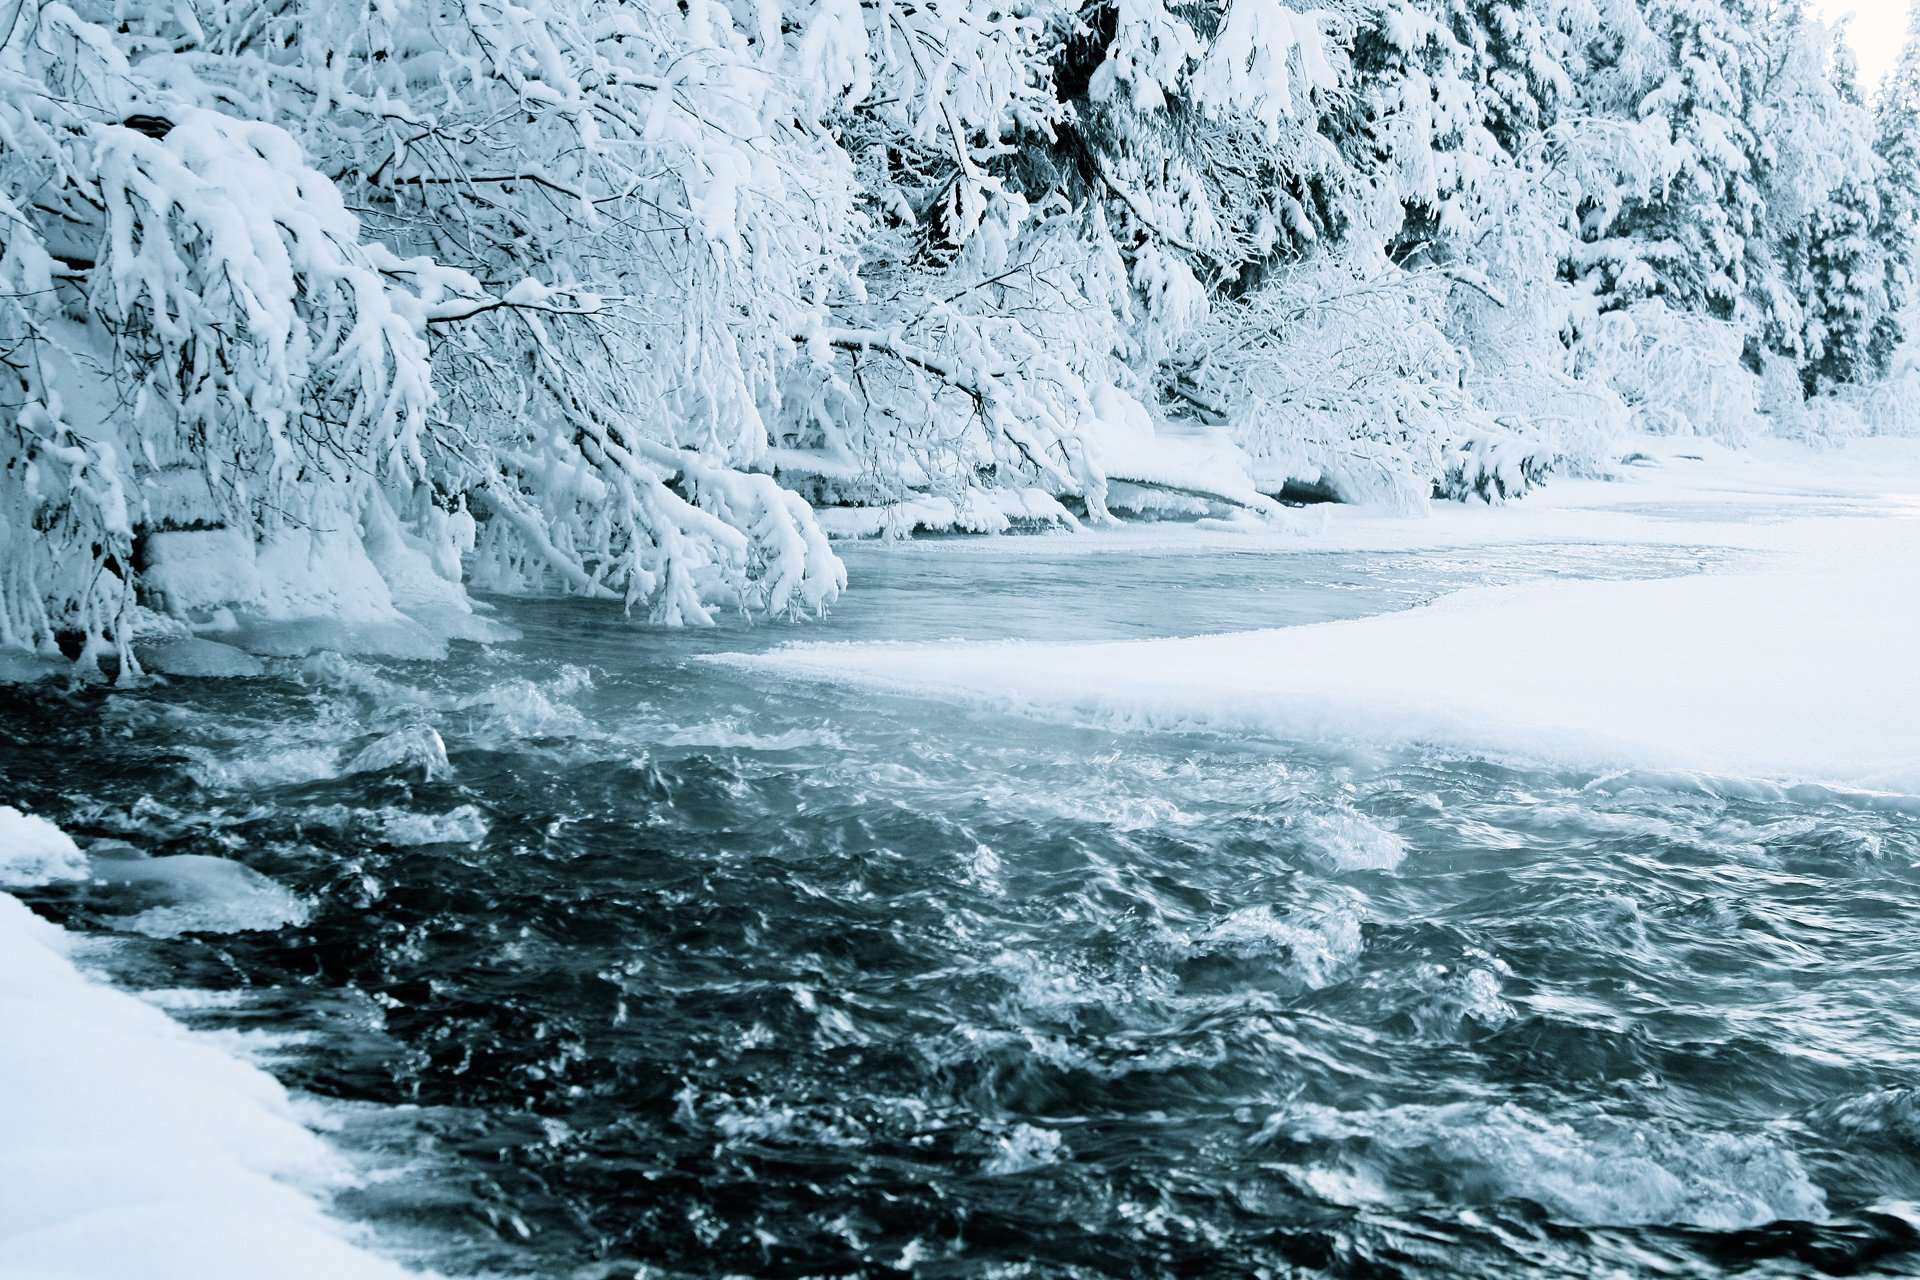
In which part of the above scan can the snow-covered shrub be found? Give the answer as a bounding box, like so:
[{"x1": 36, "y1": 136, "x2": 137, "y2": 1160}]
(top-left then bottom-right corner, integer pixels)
[
  {"x1": 770, "y1": 196, "x2": 1124, "y2": 526},
  {"x1": 1574, "y1": 302, "x2": 1762, "y2": 441},
  {"x1": 1173, "y1": 250, "x2": 1608, "y2": 511}
]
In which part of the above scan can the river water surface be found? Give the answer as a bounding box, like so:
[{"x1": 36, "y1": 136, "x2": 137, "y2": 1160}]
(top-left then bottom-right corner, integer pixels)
[{"x1": 5, "y1": 531, "x2": 1920, "y2": 1278}]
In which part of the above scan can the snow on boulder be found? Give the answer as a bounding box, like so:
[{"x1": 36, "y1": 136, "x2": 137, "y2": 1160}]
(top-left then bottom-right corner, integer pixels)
[
  {"x1": 1081, "y1": 386, "x2": 1282, "y2": 520},
  {"x1": 253, "y1": 526, "x2": 407, "y2": 626},
  {"x1": 139, "y1": 528, "x2": 266, "y2": 618},
  {"x1": 0, "y1": 807, "x2": 86, "y2": 888}
]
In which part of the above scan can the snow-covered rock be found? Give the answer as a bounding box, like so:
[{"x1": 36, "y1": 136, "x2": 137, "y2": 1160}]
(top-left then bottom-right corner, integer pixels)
[{"x1": 0, "y1": 808, "x2": 87, "y2": 889}]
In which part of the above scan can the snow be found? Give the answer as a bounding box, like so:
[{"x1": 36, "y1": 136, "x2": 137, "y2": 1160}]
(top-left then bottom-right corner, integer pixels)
[
  {"x1": 0, "y1": 889, "x2": 419, "y2": 1280},
  {"x1": 135, "y1": 636, "x2": 269, "y2": 679},
  {"x1": 140, "y1": 529, "x2": 267, "y2": 617},
  {"x1": 1, "y1": 809, "x2": 419, "y2": 1279},
  {"x1": 134, "y1": 510, "x2": 509, "y2": 667},
  {"x1": 2, "y1": 0, "x2": 1912, "y2": 667},
  {"x1": 813, "y1": 487, "x2": 1079, "y2": 538},
  {"x1": 0, "y1": 808, "x2": 87, "y2": 888},
  {"x1": 1081, "y1": 414, "x2": 1285, "y2": 519},
  {"x1": 724, "y1": 439, "x2": 1920, "y2": 792}
]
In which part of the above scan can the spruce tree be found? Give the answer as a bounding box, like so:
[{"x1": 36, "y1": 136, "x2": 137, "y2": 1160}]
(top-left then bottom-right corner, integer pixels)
[
  {"x1": 1871, "y1": 2, "x2": 1920, "y2": 369},
  {"x1": 1798, "y1": 26, "x2": 1889, "y2": 391},
  {"x1": 1648, "y1": 0, "x2": 1765, "y2": 317}
]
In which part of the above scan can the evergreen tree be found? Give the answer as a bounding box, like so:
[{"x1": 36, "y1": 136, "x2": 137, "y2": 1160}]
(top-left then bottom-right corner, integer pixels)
[
  {"x1": 1872, "y1": 2, "x2": 1920, "y2": 369},
  {"x1": 1797, "y1": 24, "x2": 1891, "y2": 391},
  {"x1": 1607, "y1": 0, "x2": 1767, "y2": 320}
]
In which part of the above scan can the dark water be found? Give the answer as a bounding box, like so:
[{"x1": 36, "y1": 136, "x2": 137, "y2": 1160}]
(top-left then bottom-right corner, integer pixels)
[{"x1": 7, "y1": 536, "x2": 1920, "y2": 1279}]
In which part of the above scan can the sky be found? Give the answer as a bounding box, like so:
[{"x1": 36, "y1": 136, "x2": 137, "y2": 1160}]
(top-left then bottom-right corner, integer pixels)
[{"x1": 1814, "y1": 0, "x2": 1908, "y2": 91}]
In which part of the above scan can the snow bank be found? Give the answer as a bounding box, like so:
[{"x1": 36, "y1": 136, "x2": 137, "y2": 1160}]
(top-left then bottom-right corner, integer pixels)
[
  {"x1": 138, "y1": 514, "x2": 511, "y2": 664},
  {"x1": 814, "y1": 487, "x2": 1079, "y2": 538},
  {"x1": 730, "y1": 555, "x2": 1920, "y2": 789},
  {"x1": 725, "y1": 458, "x2": 1920, "y2": 791},
  {"x1": 0, "y1": 820, "x2": 418, "y2": 1280}
]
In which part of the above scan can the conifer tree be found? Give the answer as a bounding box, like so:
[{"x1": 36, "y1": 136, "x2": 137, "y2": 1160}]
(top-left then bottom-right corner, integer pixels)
[
  {"x1": 1797, "y1": 24, "x2": 1890, "y2": 390},
  {"x1": 1871, "y1": 1, "x2": 1920, "y2": 368},
  {"x1": 1613, "y1": 0, "x2": 1767, "y2": 320}
]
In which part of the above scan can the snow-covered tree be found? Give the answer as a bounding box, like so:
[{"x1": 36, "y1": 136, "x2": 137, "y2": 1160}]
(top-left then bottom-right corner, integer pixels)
[
  {"x1": 3, "y1": 0, "x2": 1917, "y2": 670},
  {"x1": 1587, "y1": 0, "x2": 1765, "y2": 321},
  {"x1": 1873, "y1": 3, "x2": 1920, "y2": 368},
  {"x1": 1792, "y1": 22, "x2": 1893, "y2": 391}
]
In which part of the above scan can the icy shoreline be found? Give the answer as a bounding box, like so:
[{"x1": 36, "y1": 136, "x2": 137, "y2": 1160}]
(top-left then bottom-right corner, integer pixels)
[
  {"x1": 0, "y1": 810, "x2": 420, "y2": 1280},
  {"x1": 3, "y1": 433, "x2": 1917, "y2": 685},
  {"x1": 722, "y1": 436, "x2": 1920, "y2": 794}
]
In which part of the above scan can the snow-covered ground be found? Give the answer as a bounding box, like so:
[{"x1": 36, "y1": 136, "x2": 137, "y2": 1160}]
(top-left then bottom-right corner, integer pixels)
[
  {"x1": 0, "y1": 808, "x2": 418, "y2": 1280},
  {"x1": 724, "y1": 436, "x2": 1920, "y2": 793}
]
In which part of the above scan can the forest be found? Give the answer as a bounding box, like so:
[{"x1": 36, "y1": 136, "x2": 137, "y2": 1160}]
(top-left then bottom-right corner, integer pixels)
[{"x1": 3, "y1": 0, "x2": 1918, "y2": 673}]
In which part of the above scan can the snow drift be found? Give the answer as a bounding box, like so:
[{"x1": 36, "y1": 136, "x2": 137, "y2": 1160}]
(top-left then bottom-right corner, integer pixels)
[{"x1": 0, "y1": 812, "x2": 419, "y2": 1280}]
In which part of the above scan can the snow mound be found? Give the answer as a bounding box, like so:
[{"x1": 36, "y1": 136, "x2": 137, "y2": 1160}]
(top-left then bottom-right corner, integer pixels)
[
  {"x1": 0, "y1": 890, "x2": 418, "y2": 1279},
  {"x1": 724, "y1": 532, "x2": 1920, "y2": 791},
  {"x1": 0, "y1": 808, "x2": 87, "y2": 888}
]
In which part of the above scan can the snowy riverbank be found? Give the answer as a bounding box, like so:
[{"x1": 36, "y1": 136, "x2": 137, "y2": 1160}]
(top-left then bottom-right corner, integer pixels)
[
  {"x1": 0, "y1": 809, "x2": 419, "y2": 1280},
  {"x1": 724, "y1": 434, "x2": 1920, "y2": 794}
]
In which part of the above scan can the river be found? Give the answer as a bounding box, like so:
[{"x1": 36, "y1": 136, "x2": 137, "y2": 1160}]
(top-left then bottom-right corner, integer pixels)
[{"x1": 4, "y1": 526, "x2": 1918, "y2": 1278}]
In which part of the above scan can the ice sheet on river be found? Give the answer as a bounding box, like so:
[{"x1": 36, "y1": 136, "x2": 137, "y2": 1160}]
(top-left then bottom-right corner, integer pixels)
[{"x1": 726, "y1": 534, "x2": 1920, "y2": 792}]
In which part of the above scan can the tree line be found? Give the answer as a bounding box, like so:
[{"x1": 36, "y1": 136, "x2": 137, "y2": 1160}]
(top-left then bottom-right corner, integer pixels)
[{"x1": 2, "y1": 0, "x2": 1917, "y2": 670}]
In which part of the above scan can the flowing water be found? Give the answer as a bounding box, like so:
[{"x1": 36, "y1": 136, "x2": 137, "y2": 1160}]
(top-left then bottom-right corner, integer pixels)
[{"x1": 6, "y1": 534, "x2": 1920, "y2": 1279}]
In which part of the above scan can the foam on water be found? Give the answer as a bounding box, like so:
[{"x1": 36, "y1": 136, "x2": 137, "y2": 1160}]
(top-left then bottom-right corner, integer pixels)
[
  {"x1": 1290, "y1": 805, "x2": 1411, "y2": 871},
  {"x1": 1193, "y1": 900, "x2": 1367, "y2": 989},
  {"x1": 186, "y1": 744, "x2": 343, "y2": 792},
  {"x1": 1261, "y1": 1101, "x2": 1827, "y2": 1230},
  {"x1": 982, "y1": 1123, "x2": 1067, "y2": 1175}
]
